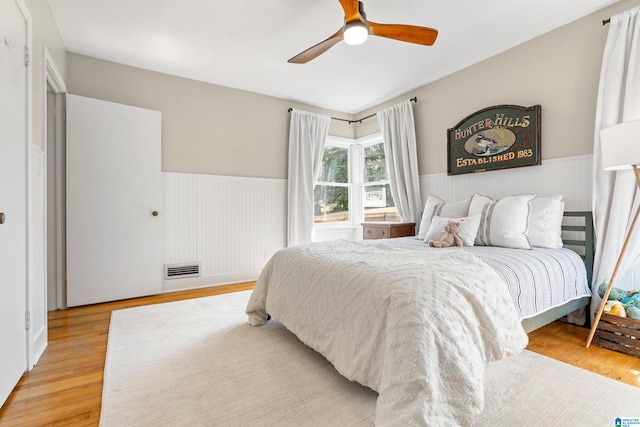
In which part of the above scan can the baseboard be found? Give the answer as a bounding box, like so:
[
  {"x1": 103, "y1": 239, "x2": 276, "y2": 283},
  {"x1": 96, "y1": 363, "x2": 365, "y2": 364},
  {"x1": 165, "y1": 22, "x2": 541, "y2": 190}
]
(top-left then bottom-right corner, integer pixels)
[
  {"x1": 161, "y1": 270, "x2": 261, "y2": 293},
  {"x1": 28, "y1": 341, "x2": 48, "y2": 371}
]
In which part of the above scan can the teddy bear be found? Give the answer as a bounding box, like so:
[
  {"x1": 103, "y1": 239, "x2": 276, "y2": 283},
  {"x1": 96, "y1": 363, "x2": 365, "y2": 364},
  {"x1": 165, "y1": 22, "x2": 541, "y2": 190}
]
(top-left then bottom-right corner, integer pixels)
[
  {"x1": 598, "y1": 282, "x2": 640, "y2": 320},
  {"x1": 428, "y1": 220, "x2": 464, "y2": 248}
]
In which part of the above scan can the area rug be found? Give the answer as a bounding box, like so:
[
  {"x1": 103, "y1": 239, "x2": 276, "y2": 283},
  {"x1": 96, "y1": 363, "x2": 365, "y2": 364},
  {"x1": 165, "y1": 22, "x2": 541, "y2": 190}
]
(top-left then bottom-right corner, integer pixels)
[{"x1": 101, "y1": 290, "x2": 640, "y2": 426}]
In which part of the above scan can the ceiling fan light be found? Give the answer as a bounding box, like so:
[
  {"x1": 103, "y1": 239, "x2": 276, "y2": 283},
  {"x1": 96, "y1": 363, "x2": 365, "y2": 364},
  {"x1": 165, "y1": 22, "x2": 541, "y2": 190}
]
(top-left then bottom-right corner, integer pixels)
[{"x1": 344, "y1": 22, "x2": 368, "y2": 46}]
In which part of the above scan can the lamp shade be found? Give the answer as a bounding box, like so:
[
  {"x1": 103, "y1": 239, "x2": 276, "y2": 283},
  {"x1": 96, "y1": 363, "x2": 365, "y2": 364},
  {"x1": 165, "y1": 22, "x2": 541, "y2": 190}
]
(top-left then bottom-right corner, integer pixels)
[{"x1": 600, "y1": 119, "x2": 640, "y2": 170}]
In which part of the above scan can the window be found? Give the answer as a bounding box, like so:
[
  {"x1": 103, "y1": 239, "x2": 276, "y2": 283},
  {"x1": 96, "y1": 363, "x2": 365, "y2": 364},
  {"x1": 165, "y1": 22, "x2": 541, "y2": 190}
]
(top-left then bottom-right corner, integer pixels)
[
  {"x1": 363, "y1": 142, "x2": 398, "y2": 222},
  {"x1": 314, "y1": 135, "x2": 398, "y2": 224},
  {"x1": 314, "y1": 143, "x2": 350, "y2": 223}
]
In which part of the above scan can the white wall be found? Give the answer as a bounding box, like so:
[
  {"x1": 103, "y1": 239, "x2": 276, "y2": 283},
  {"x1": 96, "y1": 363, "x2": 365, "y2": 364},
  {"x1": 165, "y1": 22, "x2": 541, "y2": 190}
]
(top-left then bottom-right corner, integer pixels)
[
  {"x1": 420, "y1": 155, "x2": 593, "y2": 212},
  {"x1": 161, "y1": 172, "x2": 286, "y2": 291}
]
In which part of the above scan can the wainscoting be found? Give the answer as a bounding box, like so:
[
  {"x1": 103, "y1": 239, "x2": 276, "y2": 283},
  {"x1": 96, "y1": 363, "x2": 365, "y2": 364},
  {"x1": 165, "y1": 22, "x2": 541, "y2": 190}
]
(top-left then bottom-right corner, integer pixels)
[
  {"x1": 162, "y1": 173, "x2": 287, "y2": 292},
  {"x1": 419, "y1": 155, "x2": 593, "y2": 211},
  {"x1": 162, "y1": 155, "x2": 592, "y2": 292}
]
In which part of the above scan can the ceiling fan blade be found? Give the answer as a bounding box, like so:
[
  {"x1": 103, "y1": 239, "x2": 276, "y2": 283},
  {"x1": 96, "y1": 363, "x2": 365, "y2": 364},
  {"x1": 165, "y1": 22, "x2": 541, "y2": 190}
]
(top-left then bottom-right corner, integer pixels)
[
  {"x1": 339, "y1": 0, "x2": 360, "y2": 22},
  {"x1": 368, "y1": 21, "x2": 438, "y2": 46},
  {"x1": 288, "y1": 28, "x2": 344, "y2": 64}
]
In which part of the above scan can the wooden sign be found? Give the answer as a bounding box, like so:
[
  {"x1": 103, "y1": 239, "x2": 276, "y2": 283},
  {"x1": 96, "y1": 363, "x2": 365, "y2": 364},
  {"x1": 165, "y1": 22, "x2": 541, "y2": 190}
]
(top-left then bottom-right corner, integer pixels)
[{"x1": 447, "y1": 104, "x2": 541, "y2": 175}]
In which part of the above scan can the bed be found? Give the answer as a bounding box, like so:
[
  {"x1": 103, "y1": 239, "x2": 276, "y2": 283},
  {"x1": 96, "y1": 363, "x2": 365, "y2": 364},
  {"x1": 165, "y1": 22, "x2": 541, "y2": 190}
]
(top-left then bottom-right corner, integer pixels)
[
  {"x1": 381, "y1": 215, "x2": 593, "y2": 333},
  {"x1": 246, "y1": 194, "x2": 593, "y2": 426}
]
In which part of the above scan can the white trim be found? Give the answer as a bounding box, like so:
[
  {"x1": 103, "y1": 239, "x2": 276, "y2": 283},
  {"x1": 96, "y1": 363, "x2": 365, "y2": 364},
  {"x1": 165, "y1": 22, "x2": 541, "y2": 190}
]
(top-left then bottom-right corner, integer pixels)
[
  {"x1": 358, "y1": 132, "x2": 397, "y2": 224},
  {"x1": 351, "y1": 143, "x2": 364, "y2": 226},
  {"x1": 315, "y1": 137, "x2": 354, "y2": 226},
  {"x1": 30, "y1": 145, "x2": 44, "y2": 157},
  {"x1": 355, "y1": 132, "x2": 383, "y2": 145},
  {"x1": 15, "y1": 0, "x2": 34, "y2": 372},
  {"x1": 44, "y1": 47, "x2": 67, "y2": 93},
  {"x1": 541, "y1": 153, "x2": 592, "y2": 163},
  {"x1": 420, "y1": 154, "x2": 593, "y2": 179},
  {"x1": 313, "y1": 225, "x2": 359, "y2": 242},
  {"x1": 162, "y1": 171, "x2": 286, "y2": 183},
  {"x1": 326, "y1": 135, "x2": 355, "y2": 146},
  {"x1": 313, "y1": 132, "x2": 397, "y2": 235},
  {"x1": 28, "y1": 144, "x2": 47, "y2": 368},
  {"x1": 161, "y1": 271, "x2": 262, "y2": 293},
  {"x1": 43, "y1": 47, "x2": 67, "y2": 311}
]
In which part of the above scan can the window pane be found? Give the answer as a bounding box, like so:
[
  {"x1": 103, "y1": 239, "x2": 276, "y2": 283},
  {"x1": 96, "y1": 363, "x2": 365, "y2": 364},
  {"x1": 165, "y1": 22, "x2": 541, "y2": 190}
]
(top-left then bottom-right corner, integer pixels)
[
  {"x1": 364, "y1": 143, "x2": 388, "y2": 183},
  {"x1": 319, "y1": 146, "x2": 348, "y2": 183},
  {"x1": 363, "y1": 183, "x2": 399, "y2": 222},
  {"x1": 314, "y1": 185, "x2": 349, "y2": 223}
]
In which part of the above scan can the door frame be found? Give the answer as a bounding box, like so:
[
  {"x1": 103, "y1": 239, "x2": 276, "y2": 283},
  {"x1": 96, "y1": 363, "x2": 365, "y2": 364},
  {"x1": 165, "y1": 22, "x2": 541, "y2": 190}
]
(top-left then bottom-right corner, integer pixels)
[
  {"x1": 44, "y1": 46, "x2": 67, "y2": 311},
  {"x1": 16, "y1": 0, "x2": 33, "y2": 372}
]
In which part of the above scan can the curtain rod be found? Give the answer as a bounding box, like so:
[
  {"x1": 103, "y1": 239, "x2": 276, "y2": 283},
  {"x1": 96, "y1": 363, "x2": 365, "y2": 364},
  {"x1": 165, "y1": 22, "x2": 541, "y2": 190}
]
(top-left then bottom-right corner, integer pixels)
[
  {"x1": 287, "y1": 97, "x2": 417, "y2": 125},
  {"x1": 603, "y1": 18, "x2": 610, "y2": 25}
]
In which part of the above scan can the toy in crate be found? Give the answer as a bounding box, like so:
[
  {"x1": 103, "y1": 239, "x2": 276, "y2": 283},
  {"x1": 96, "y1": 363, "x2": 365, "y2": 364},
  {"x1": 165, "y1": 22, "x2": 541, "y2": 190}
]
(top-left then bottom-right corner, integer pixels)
[{"x1": 593, "y1": 281, "x2": 640, "y2": 358}]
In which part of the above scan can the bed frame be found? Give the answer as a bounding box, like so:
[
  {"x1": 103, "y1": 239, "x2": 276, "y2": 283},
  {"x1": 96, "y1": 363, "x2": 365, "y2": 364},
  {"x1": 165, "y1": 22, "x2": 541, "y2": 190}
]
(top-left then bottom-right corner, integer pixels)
[{"x1": 521, "y1": 211, "x2": 594, "y2": 333}]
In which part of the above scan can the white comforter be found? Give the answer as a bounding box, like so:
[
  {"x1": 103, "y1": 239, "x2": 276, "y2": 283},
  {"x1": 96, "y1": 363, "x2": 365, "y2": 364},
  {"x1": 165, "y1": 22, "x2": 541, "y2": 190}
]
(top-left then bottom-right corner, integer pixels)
[{"x1": 246, "y1": 240, "x2": 528, "y2": 426}]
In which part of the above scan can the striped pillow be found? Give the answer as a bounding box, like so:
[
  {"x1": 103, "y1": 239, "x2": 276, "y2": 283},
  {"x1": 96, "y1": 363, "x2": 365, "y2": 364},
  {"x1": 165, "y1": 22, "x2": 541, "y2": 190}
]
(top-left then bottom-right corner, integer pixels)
[{"x1": 468, "y1": 193, "x2": 535, "y2": 249}]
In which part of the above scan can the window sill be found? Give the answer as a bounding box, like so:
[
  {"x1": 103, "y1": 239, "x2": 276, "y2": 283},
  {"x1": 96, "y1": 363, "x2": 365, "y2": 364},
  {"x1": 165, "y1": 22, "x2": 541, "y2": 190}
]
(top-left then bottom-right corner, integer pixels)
[{"x1": 313, "y1": 225, "x2": 363, "y2": 242}]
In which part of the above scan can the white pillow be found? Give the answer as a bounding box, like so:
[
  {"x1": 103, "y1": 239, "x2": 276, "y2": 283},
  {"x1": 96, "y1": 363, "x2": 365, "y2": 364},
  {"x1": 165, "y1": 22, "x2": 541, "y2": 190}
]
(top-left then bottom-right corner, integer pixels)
[
  {"x1": 417, "y1": 195, "x2": 471, "y2": 239},
  {"x1": 468, "y1": 193, "x2": 535, "y2": 249},
  {"x1": 527, "y1": 195, "x2": 564, "y2": 248},
  {"x1": 424, "y1": 214, "x2": 481, "y2": 247}
]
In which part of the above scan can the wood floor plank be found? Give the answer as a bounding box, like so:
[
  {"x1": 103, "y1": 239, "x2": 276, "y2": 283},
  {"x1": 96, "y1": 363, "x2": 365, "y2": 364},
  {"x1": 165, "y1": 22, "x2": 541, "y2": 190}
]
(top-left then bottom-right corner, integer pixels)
[
  {"x1": 1, "y1": 281, "x2": 638, "y2": 426},
  {"x1": 528, "y1": 320, "x2": 640, "y2": 387}
]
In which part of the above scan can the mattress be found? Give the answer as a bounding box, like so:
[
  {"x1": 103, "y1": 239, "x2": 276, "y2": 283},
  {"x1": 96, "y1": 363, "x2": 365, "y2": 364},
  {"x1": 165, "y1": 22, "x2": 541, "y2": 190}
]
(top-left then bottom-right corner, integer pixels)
[{"x1": 376, "y1": 237, "x2": 592, "y2": 320}]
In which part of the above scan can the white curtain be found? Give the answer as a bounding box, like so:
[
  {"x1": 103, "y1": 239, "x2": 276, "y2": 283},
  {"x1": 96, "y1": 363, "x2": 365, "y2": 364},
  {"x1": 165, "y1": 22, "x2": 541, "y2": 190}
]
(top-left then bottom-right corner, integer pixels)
[
  {"x1": 592, "y1": 6, "x2": 640, "y2": 318},
  {"x1": 376, "y1": 100, "x2": 422, "y2": 224},
  {"x1": 287, "y1": 109, "x2": 331, "y2": 247}
]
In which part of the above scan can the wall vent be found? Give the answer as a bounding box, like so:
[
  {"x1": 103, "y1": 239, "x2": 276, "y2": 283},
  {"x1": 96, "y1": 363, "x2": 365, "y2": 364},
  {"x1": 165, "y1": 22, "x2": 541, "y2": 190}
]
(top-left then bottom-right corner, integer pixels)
[{"x1": 164, "y1": 262, "x2": 201, "y2": 280}]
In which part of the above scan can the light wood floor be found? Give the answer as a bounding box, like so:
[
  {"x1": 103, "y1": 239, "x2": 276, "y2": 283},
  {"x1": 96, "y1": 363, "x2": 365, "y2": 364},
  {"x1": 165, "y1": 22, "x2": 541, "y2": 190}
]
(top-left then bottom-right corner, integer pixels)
[{"x1": 1, "y1": 282, "x2": 639, "y2": 426}]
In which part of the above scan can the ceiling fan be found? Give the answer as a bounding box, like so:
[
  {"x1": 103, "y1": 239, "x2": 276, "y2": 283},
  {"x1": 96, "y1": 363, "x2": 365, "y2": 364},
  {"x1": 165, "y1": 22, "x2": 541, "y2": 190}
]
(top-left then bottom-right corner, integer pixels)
[{"x1": 288, "y1": 0, "x2": 438, "y2": 64}]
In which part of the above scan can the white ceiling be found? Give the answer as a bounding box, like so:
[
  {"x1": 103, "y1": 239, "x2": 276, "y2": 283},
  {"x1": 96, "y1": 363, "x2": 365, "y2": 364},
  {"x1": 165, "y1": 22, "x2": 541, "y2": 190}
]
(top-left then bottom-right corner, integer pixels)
[{"x1": 48, "y1": 0, "x2": 620, "y2": 114}]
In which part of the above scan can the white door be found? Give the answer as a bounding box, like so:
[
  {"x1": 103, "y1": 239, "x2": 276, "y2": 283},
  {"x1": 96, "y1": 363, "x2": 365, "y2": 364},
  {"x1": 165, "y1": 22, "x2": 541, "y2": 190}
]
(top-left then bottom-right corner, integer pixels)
[
  {"x1": 66, "y1": 95, "x2": 162, "y2": 306},
  {"x1": 0, "y1": 0, "x2": 29, "y2": 406}
]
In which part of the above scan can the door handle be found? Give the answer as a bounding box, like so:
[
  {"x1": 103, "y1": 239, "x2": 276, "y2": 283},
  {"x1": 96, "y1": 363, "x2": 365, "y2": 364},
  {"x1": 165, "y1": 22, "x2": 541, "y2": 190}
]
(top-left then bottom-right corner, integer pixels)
[
  {"x1": 0, "y1": 212, "x2": 4, "y2": 224},
  {"x1": 152, "y1": 211, "x2": 159, "y2": 217}
]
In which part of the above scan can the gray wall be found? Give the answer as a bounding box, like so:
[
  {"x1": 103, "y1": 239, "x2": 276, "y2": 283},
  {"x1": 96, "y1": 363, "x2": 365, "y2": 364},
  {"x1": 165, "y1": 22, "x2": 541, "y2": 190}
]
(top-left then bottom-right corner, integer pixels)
[
  {"x1": 356, "y1": 0, "x2": 640, "y2": 175},
  {"x1": 25, "y1": 0, "x2": 67, "y2": 149},
  {"x1": 66, "y1": 54, "x2": 354, "y2": 180}
]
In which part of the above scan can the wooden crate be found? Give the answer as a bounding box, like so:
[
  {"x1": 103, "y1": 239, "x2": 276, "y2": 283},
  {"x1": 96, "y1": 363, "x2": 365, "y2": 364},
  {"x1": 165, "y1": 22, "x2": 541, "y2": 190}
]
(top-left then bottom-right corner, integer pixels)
[{"x1": 593, "y1": 313, "x2": 640, "y2": 358}]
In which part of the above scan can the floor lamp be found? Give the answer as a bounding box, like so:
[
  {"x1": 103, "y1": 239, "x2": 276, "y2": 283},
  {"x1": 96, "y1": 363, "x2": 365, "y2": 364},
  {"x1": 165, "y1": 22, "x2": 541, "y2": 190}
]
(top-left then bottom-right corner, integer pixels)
[{"x1": 586, "y1": 118, "x2": 640, "y2": 348}]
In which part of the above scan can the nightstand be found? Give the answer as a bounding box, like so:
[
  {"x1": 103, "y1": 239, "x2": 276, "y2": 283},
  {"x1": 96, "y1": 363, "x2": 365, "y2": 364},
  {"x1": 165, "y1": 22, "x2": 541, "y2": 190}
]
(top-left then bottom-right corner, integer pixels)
[{"x1": 362, "y1": 222, "x2": 416, "y2": 240}]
